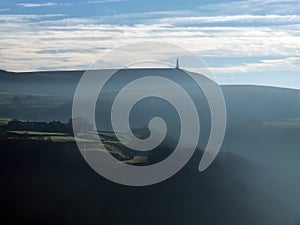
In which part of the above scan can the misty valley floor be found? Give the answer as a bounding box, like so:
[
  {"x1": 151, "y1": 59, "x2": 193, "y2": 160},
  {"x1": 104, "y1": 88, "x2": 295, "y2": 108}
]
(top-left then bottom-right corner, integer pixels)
[{"x1": 1, "y1": 129, "x2": 299, "y2": 225}]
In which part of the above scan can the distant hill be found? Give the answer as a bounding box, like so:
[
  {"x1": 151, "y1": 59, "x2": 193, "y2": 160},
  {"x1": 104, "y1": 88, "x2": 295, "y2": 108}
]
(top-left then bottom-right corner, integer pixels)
[{"x1": 1, "y1": 68, "x2": 300, "y2": 127}]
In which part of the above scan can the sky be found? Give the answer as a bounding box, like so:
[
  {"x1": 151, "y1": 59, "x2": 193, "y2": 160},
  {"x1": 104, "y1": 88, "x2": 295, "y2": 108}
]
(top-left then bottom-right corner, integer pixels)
[{"x1": 0, "y1": 0, "x2": 300, "y2": 88}]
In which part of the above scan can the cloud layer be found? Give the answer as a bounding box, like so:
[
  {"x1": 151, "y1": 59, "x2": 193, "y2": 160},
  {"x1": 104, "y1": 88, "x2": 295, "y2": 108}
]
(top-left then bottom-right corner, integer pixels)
[{"x1": 0, "y1": 0, "x2": 299, "y2": 75}]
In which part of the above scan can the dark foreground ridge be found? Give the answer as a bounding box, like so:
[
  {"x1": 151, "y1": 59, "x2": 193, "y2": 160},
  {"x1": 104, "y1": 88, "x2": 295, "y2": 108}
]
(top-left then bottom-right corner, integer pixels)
[
  {"x1": 0, "y1": 137, "x2": 277, "y2": 225},
  {"x1": 1, "y1": 119, "x2": 300, "y2": 225}
]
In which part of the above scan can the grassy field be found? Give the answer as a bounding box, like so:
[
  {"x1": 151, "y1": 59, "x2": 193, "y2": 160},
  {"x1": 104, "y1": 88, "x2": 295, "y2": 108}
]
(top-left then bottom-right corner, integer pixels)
[
  {"x1": 0, "y1": 117, "x2": 12, "y2": 126},
  {"x1": 8, "y1": 130, "x2": 67, "y2": 136},
  {"x1": 2, "y1": 129, "x2": 147, "y2": 163},
  {"x1": 6, "y1": 131, "x2": 104, "y2": 143},
  {"x1": 265, "y1": 118, "x2": 300, "y2": 128},
  {"x1": 122, "y1": 155, "x2": 148, "y2": 164}
]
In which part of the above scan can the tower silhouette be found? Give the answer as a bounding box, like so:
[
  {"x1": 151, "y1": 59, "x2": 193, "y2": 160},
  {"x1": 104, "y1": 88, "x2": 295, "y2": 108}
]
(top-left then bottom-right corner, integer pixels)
[{"x1": 176, "y1": 58, "x2": 180, "y2": 69}]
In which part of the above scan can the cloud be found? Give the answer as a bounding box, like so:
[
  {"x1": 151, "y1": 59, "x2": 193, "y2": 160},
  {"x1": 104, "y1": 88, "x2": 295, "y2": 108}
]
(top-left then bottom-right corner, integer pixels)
[
  {"x1": 87, "y1": 0, "x2": 128, "y2": 3},
  {"x1": 158, "y1": 15, "x2": 300, "y2": 26},
  {"x1": 0, "y1": 17, "x2": 299, "y2": 71},
  {"x1": 198, "y1": 0, "x2": 300, "y2": 15},
  {"x1": 17, "y1": 2, "x2": 58, "y2": 8},
  {"x1": 210, "y1": 57, "x2": 300, "y2": 73},
  {"x1": 1, "y1": 0, "x2": 300, "y2": 73},
  {"x1": 0, "y1": 14, "x2": 65, "y2": 24},
  {"x1": 16, "y1": 0, "x2": 128, "y2": 8},
  {"x1": 0, "y1": 8, "x2": 10, "y2": 12}
]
